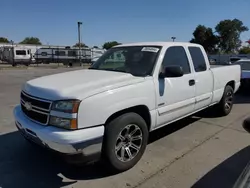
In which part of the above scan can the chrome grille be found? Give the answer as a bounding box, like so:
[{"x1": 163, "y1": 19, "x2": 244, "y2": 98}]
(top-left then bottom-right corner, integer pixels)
[{"x1": 20, "y1": 91, "x2": 52, "y2": 125}]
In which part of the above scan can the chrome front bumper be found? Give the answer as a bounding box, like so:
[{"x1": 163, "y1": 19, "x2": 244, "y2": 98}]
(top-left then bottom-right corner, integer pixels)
[{"x1": 13, "y1": 105, "x2": 104, "y2": 161}]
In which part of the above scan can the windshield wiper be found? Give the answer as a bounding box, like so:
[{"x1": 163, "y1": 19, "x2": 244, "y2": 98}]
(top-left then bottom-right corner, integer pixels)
[
  {"x1": 89, "y1": 67, "x2": 147, "y2": 77},
  {"x1": 88, "y1": 67, "x2": 98, "y2": 70},
  {"x1": 101, "y1": 68, "x2": 127, "y2": 73},
  {"x1": 89, "y1": 67, "x2": 127, "y2": 73}
]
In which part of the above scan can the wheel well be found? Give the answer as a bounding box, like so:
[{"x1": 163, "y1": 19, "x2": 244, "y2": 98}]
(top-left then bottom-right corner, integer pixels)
[
  {"x1": 226, "y1": 80, "x2": 235, "y2": 90},
  {"x1": 105, "y1": 105, "x2": 151, "y2": 130}
]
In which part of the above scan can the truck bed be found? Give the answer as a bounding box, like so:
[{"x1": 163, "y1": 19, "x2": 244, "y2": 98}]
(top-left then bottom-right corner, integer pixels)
[{"x1": 210, "y1": 64, "x2": 241, "y2": 94}]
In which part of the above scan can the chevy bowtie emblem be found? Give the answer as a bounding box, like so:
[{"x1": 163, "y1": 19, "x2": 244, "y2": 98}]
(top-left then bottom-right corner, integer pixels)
[{"x1": 24, "y1": 102, "x2": 32, "y2": 111}]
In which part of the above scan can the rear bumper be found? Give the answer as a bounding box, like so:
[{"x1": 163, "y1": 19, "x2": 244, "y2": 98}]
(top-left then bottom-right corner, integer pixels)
[{"x1": 13, "y1": 105, "x2": 104, "y2": 162}]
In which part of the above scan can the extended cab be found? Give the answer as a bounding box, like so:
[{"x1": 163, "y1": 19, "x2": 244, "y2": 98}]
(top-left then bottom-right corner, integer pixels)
[{"x1": 13, "y1": 42, "x2": 241, "y2": 172}]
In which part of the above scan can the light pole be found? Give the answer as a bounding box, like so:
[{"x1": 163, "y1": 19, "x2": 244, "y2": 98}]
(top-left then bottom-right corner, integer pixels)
[
  {"x1": 77, "y1": 21, "x2": 82, "y2": 67},
  {"x1": 171, "y1": 37, "x2": 176, "y2": 42}
]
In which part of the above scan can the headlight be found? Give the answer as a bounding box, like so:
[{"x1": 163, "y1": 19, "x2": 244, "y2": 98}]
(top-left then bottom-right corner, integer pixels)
[
  {"x1": 49, "y1": 116, "x2": 77, "y2": 130},
  {"x1": 52, "y1": 100, "x2": 80, "y2": 113}
]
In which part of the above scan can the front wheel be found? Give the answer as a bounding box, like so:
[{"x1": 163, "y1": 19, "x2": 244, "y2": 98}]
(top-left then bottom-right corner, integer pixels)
[{"x1": 102, "y1": 113, "x2": 149, "y2": 172}]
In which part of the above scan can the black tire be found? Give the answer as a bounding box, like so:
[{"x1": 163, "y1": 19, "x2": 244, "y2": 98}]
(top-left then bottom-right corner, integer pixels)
[
  {"x1": 102, "y1": 112, "x2": 149, "y2": 172},
  {"x1": 215, "y1": 85, "x2": 234, "y2": 116}
]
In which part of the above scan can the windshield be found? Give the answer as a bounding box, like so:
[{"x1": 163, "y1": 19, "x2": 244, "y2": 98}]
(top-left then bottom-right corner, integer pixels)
[{"x1": 89, "y1": 46, "x2": 162, "y2": 76}]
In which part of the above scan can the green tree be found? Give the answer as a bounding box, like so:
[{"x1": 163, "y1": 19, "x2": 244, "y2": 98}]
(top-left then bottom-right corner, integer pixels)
[
  {"x1": 19, "y1": 37, "x2": 42, "y2": 45},
  {"x1": 215, "y1": 19, "x2": 249, "y2": 53},
  {"x1": 0, "y1": 37, "x2": 9, "y2": 43},
  {"x1": 239, "y1": 46, "x2": 250, "y2": 54},
  {"x1": 190, "y1": 25, "x2": 219, "y2": 53},
  {"x1": 73, "y1": 42, "x2": 88, "y2": 48},
  {"x1": 102, "y1": 41, "x2": 121, "y2": 50}
]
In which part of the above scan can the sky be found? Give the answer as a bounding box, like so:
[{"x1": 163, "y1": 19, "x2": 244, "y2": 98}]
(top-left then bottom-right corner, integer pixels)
[{"x1": 1, "y1": 0, "x2": 250, "y2": 47}]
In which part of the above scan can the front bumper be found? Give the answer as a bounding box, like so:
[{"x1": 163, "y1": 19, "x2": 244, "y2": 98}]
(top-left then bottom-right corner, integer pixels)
[{"x1": 13, "y1": 105, "x2": 104, "y2": 161}]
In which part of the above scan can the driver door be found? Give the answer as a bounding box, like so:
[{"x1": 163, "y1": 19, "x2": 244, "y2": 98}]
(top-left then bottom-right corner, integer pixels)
[{"x1": 155, "y1": 46, "x2": 196, "y2": 128}]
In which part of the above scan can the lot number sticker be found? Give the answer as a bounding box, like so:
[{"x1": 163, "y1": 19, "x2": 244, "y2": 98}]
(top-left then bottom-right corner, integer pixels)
[{"x1": 141, "y1": 47, "x2": 159, "y2": 53}]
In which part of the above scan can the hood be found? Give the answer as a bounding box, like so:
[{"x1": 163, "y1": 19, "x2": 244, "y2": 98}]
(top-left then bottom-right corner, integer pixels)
[{"x1": 23, "y1": 69, "x2": 145, "y2": 100}]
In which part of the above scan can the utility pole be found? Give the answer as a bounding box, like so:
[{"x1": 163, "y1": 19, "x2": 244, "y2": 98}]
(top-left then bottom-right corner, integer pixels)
[
  {"x1": 171, "y1": 37, "x2": 176, "y2": 42},
  {"x1": 77, "y1": 21, "x2": 83, "y2": 67}
]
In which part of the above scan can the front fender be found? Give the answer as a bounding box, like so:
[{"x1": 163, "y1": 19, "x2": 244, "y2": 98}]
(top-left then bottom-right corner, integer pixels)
[{"x1": 77, "y1": 80, "x2": 155, "y2": 129}]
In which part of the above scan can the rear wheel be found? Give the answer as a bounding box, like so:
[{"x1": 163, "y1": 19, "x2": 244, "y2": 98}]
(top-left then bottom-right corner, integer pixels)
[
  {"x1": 215, "y1": 85, "x2": 234, "y2": 116},
  {"x1": 102, "y1": 113, "x2": 149, "y2": 172}
]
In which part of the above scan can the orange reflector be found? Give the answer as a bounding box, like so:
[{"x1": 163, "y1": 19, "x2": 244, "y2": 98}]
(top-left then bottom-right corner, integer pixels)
[
  {"x1": 72, "y1": 101, "x2": 80, "y2": 113},
  {"x1": 70, "y1": 119, "x2": 78, "y2": 129}
]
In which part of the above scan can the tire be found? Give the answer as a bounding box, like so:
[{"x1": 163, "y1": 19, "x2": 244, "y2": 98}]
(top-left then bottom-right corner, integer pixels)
[
  {"x1": 102, "y1": 112, "x2": 149, "y2": 172},
  {"x1": 215, "y1": 85, "x2": 234, "y2": 116}
]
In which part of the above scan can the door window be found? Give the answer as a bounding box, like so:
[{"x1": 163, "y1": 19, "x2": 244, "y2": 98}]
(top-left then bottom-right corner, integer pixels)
[{"x1": 161, "y1": 46, "x2": 190, "y2": 74}]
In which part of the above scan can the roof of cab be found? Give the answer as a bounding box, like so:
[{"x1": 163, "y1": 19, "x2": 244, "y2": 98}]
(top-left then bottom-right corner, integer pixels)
[{"x1": 115, "y1": 42, "x2": 202, "y2": 48}]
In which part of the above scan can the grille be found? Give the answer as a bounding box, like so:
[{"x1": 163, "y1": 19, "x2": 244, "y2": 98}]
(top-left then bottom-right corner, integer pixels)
[{"x1": 20, "y1": 91, "x2": 52, "y2": 125}]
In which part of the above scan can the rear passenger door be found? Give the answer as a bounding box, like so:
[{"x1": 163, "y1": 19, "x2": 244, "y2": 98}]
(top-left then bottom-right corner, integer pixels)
[
  {"x1": 188, "y1": 47, "x2": 213, "y2": 111},
  {"x1": 155, "y1": 46, "x2": 196, "y2": 127}
]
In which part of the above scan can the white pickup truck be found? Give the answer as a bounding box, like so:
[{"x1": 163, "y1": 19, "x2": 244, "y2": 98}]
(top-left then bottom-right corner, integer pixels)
[{"x1": 13, "y1": 42, "x2": 241, "y2": 172}]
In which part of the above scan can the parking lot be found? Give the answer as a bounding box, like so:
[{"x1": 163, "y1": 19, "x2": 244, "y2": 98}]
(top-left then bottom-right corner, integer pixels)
[{"x1": 1, "y1": 67, "x2": 250, "y2": 188}]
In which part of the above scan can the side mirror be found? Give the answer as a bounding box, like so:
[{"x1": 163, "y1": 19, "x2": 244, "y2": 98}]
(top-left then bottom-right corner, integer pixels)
[{"x1": 159, "y1": 65, "x2": 184, "y2": 78}]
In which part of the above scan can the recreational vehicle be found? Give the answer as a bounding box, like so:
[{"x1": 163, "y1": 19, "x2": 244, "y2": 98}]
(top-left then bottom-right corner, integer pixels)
[
  {"x1": 35, "y1": 47, "x2": 91, "y2": 65},
  {"x1": 35, "y1": 47, "x2": 105, "y2": 65},
  {"x1": 2, "y1": 46, "x2": 32, "y2": 66}
]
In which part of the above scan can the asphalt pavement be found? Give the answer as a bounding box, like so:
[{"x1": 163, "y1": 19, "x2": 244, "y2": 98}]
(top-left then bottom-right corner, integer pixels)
[{"x1": 0, "y1": 67, "x2": 250, "y2": 188}]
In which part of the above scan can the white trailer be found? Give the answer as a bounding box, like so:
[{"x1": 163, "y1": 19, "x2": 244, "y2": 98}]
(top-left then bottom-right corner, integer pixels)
[
  {"x1": 2, "y1": 46, "x2": 31, "y2": 66},
  {"x1": 34, "y1": 47, "x2": 93, "y2": 65},
  {"x1": 0, "y1": 47, "x2": 4, "y2": 61}
]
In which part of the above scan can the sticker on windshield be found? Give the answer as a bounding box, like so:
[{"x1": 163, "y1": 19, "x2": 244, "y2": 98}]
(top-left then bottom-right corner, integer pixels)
[{"x1": 141, "y1": 47, "x2": 159, "y2": 53}]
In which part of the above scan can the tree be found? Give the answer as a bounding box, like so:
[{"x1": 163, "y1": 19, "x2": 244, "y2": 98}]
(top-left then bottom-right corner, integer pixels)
[
  {"x1": 215, "y1": 19, "x2": 249, "y2": 53},
  {"x1": 73, "y1": 42, "x2": 88, "y2": 48},
  {"x1": 93, "y1": 46, "x2": 99, "y2": 48},
  {"x1": 0, "y1": 37, "x2": 9, "y2": 43},
  {"x1": 239, "y1": 46, "x2": 250, "y2": 54},
  {"x1": 19, "y1": 37, "x2": 42, "y2": 45},
  {"x1": 102, "y1": 41, "x2": 121, "y2": 50},
  {"x1": 190, "y1": 25, "x2": 219, "y2": 53}
]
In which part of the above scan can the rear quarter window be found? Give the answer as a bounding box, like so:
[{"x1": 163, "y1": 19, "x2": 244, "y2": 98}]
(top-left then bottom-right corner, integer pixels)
[{"x1": 188, "y1": 47, "x2": 207, "y2": 72}]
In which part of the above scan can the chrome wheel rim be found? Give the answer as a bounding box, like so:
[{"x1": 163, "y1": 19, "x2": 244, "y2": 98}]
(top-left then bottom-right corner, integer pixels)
[
  {"x1": 225, "y1": 91, "x2": 233, "y2": 111},
  {"x1": 115, "y1": 124, "x2": 143, "y2": 162}
]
